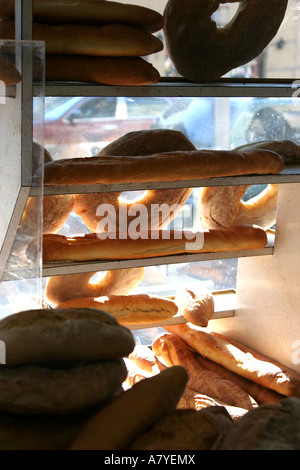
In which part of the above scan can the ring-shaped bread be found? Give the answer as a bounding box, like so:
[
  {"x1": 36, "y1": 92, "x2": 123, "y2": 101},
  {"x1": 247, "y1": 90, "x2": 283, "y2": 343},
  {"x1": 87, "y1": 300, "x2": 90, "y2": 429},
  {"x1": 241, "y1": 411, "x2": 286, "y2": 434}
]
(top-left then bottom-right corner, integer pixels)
[
  {"x1": 73, "y1": 130, "x2": 196, "y2": 234},
  {"x1": 163, "y1": 0, "x2": 288, "y2": 82},
  {"x1": 198, "y1": 139, "x2": 300, "y2": 230},
  {"x1": 198, "y1": 184, "x2": 279, "y2": 230},
  {"x1": 45, "y1": 267, "x2": 145, "y2": 307}
]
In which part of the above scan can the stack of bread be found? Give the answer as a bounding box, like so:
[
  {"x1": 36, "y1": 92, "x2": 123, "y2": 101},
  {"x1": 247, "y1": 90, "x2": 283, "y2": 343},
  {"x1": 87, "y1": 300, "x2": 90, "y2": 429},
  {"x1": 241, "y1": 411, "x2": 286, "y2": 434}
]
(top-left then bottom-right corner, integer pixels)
[
  {"x1": 0, "y1": 0, "x2": 163, "y2": 85},
  {"x1": 0, "y1": 307, "x2": 135, "y2": 449}
]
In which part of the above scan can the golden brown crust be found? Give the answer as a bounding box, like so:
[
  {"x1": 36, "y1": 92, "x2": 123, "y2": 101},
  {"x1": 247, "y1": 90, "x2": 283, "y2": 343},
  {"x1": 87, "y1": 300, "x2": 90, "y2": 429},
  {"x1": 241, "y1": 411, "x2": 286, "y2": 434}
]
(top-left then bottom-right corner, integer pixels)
[
  {"x1": 39, "y1": 225, "x2": 268, "y2": 263},
  {"x1": 175, "y1": 285, "x2": 214, "y2": 326},
  {"x1": 164, "y1": 323, "x2": 300, "y2": 397},
  {"x1": 0, "y1": 20, "x2": 163, "y2": 57},
  {"x1": 56, "y1": 294, "x2": 178, "y2": 325},
  {"x1": 163, "y1": 0, "x2": 288, "y2": 81},
  {"x1": 235, "y1": 140, "x2": 300, "y2": 165},
  {"x1": 129, "y1": 345, "x2": 167, "y2": 375},
  {"x1": 45, "y1": 54, "x2": 161, "y2": 85},
  {"x1": 198, "y1": 184, "x2": 279, "y2": 230},
  {"x1": 0, "y1": 359, "x2": 127, "y2": 415},
  {"x1": 45, "y1": 267, "x2": 145, "y2": 306},
  {"x1": 68, "y1": 366, "x2": 189, "y2": 450},
  {"x1": 152, "y1": 333, "x2": 257, "y2": 410},
  {"x1": 0, "y1": 308, "x2": 135, "y2": 366},
  {"x1": 0, "y1": 0, "x2": 164, "y2": 33},
  {"x1": 43, "y1": 148, "x2": 284, "y2": 186}
]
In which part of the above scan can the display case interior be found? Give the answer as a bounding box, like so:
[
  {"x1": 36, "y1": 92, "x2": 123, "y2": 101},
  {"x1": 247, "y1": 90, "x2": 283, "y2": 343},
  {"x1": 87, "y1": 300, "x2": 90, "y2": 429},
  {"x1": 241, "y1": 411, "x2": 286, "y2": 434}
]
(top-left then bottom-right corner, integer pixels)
[{"x1": 0, "y1": 39, "x2": 45, "y2": 317}]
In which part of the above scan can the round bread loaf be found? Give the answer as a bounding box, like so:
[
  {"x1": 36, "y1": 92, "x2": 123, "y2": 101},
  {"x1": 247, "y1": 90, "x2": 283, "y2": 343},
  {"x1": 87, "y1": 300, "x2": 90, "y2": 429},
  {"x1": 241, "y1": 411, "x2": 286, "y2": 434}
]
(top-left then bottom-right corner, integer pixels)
[
  {"x1": 0, "y1": 308, "x2": 135, "y2": 366},
  {"x1": 0, "y1": 359, "x2": 127, "y2": 415}
]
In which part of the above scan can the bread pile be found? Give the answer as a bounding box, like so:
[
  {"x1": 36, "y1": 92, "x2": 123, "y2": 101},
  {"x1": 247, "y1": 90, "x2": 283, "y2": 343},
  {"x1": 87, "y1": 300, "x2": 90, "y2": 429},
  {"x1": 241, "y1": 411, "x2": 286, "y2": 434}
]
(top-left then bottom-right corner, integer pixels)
[
  {"x1": 127, "y1": 324, "x2": 300, "y2": 423},
  {"x1": 0, "y1": 0, "x2": 163, "y2": 85},
  {"x1": 0, "y1": 307, "x2": 135, "y2": 450}
]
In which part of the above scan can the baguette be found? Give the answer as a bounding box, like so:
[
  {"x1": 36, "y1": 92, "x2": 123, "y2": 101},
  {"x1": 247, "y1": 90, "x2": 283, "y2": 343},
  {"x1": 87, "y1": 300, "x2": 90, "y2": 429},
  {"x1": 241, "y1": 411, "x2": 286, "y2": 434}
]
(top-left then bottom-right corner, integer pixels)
[
  {"x1": 0, "y1": 21, "x2": 163, "y2": 57},
  {"x1": 165, "y1": 323, "x2": 300, "y2": 397},
  {"x1": 56, "y1": 294, "x2": 178, "y2": 325},
  {"x1": 68, "y1": 366, "x2": 189, "y2": 450},
  {"x1": 0, "y1": 0, "x2": 164, "y2": 33},
  {"x1": 235, "y1": 140, "x2": 300, "y2": 165},
  {"x1": 43, "y1": 149, "x2": 284, "y2": 186},
  {"x1": 152, "y1": 333, "x2": 257, "y2": 410},
  {"x1": 194, "y1": 353, "x2": 284, "y2": 405},
  {"x1": 37, "y1": 226, "x2": 268, "y2": 263}
]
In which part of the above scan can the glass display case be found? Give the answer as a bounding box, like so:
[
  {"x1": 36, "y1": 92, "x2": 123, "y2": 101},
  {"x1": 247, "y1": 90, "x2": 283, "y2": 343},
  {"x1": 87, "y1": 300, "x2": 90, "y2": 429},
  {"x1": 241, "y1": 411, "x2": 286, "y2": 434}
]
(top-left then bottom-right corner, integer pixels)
[{"x1": 0, "y1": 38, "x2": 45, "y2": 317}]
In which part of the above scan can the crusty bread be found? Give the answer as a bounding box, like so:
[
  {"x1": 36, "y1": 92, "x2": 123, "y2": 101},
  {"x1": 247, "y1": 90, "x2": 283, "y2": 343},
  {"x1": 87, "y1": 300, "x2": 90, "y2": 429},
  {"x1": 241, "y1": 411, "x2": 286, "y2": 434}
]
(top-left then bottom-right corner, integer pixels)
[
  {"x1": 0, "y1": 308, "x2": 135, "y2": 366},
  {"x1": 163, "y1": 0, "x2": 288, "y2": 82},
  {"x1": 165, "y1": 323, "x2": 300, "y2": 398},
  {"x1": 152, "y1": 333, "x2": 257, "y2": 410},
  {"x1": 235, "y1": 140, "x2": 300, "y2": 165},
  {"x1": 43, "y1": 149, "x2": 284, "y2": 186},
  {"x1": 175, "y1": 285, "x2": 214, "y2": 327},
  {"x1": 56, "y1": 294, "x2": 178, "y2": 325},
  {"x1": 45, "y1": 54, "x2": 160, "y2": 85},
  {"x1": 0, "y1": 20, "x2": 163, "y2": 57},
  {"x1": 129, "y1": 407, "x2": 233, "y2": 450},
  {"x1": 0, "y1": 0, "x2": 164, "y2": 33},
  {"x1": 0, "y1": 359, "x2": 127, "y2": 415},
  {"x1": 38, "y1": 226, "x2": 268, "y2": 263},
  {"x1": 69, "y1": 366, "x2": 189, "y2": 450},
  {"x1": 198, "y1": 184, "x2": 279, "y2": 231},
  {"x1": 129, "y1": 345, "x2": 167, "y2": 375},
  {"x1": 73, "y1": 130, "x2": 196, "y2": 233},
  {"x1": 213, "y1": 397, "x2": 300, "y2": 450}
]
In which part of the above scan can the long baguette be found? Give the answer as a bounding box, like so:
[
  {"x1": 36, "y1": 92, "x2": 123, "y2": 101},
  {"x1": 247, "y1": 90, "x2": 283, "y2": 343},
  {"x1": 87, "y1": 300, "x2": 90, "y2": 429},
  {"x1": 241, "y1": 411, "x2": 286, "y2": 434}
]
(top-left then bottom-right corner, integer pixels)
[
  {"x1": 165, "y1": 323, "x2": 300, "y2": 397},
  {"x1": 43, "y1": 149, "x2": 284, "y2": 186},
  {"x1": 37, "y1": 226, "x2": 268, "y2": 263}
]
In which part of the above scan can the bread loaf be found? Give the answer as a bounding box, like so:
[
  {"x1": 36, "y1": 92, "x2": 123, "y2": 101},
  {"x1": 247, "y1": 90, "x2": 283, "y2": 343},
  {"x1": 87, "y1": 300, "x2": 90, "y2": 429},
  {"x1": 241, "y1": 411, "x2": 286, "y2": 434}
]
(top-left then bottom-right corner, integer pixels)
[
  {"x1": 0, "y1": 57, "x2": 21, "y2": 85},
  {"x1": 45, "y1": 54, "x2": 160, "y2": 85},
  {"x1": 68, "y1": 366, "x2": 189, "y2": 450},
  {"x1": 152, "y1": 333, "x2": 257, "y2": 410},
  {"x1": 38, "y1": 226, "x2": 268, "y2": 263},
  {"x1": 175, "y1": 285, "x2": 214, "y2": 326},
  {"x1": 56, "y1": 294, "x2": 178, "y2": 325},
  {"x1": 0, "y1": 0, "x2": 164, "y2": 33},
  {"x1": 0, "y1": 308, "x2": 135, "y2": 366},
  {"x1": 165, "y1": 323, "x2": 300, "y2": 397},
  {"x1": 43, "y1": 149, "x2": 284, "y2": 186},
  {"x1": 0, "y1": 21, "x2": 163, "y2": 57}
]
